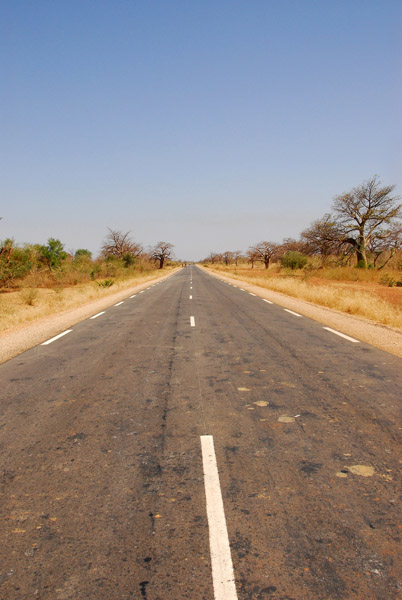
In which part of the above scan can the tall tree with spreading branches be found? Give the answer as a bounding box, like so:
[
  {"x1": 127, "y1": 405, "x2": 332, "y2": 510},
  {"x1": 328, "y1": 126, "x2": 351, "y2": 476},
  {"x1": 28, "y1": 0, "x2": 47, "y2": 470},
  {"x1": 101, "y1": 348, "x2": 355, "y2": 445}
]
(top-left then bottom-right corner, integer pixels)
[
  {"x1": 151, "y1": 242, "x2": 174, "y2": 269},
  {"x1": 251, "y1": 241, "x2": 278, "y2": 269},
  {"x1": 301, "y1": 214, "x2": 342, "y2": 265},
  {"x1": 332, "y1": 176, "x2": 401, "y2": 268},
  {"x1": 101, "y1": 229, "x2": 142, "y2": 260}
]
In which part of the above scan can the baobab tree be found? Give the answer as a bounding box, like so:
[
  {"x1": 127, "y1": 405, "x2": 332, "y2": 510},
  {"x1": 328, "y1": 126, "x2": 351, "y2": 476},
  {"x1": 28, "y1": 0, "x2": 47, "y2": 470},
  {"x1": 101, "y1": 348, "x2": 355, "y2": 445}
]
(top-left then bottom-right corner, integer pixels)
[
  {"x1": 250, "y1": 241, "x2": 278, "y2": 269},
  {"x1": 151, "y1": 242, "x2": 174, "y2": 269},
  {"x1": 101, "y1": 229, "x2": 143, "y2": 260},
  {"x1": 246, "y1": 247, "x2": 259, "y2": 268},
  {"x1": 332, "y1": 176, "x2": 401, "y2": 268},
  {"x1": 301, "y1": 214, "x2": 342, "y2": 265}
]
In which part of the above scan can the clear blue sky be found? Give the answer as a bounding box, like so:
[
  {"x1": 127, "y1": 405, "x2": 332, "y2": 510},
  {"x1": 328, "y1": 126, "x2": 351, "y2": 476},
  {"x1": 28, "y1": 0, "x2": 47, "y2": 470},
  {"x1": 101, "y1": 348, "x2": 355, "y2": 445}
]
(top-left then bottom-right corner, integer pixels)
[{"x1": 1, "y1": 1, "x2": 401, "y2": 260}]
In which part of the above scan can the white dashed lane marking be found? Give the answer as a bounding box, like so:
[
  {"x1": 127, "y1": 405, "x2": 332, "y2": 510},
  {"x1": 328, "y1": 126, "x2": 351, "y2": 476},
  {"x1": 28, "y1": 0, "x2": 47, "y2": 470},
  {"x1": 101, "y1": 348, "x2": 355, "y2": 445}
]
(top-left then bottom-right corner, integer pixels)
[
  {"x1": 41, "y1": 330, "x2": 72, "y2": 345},
  {"x1": 190, "y1": 316, "x2": 195, "y2": 327},
  {"x1": 114, "y1": 301, "x2": 124, "y2": 307},
  {"x1": 130, "y1": 294, "x2": 137, "y2": 298},
  {"x1": 90, "y1": 311, "x2": 105, "y2": 319},
  {"x1": 323, "y1": 327, "x2": 359, "y2": 343},
  {"x1": 283, "y1": 309, "x2": 302, "y2": 317},
  {"x1": 249, "y1": 293, "x2": 256, "y2": 297},
  {"x1": 201, "y1": 435, "x2": 238, "y2": 600}
]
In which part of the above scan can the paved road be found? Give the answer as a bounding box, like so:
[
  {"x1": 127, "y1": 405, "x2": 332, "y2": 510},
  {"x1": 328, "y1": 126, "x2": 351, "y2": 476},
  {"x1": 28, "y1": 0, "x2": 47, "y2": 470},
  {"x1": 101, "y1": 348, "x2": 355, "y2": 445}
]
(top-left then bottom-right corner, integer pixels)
[{"x1": 1, "y1": 266, "x2": 401, "y2": 600}]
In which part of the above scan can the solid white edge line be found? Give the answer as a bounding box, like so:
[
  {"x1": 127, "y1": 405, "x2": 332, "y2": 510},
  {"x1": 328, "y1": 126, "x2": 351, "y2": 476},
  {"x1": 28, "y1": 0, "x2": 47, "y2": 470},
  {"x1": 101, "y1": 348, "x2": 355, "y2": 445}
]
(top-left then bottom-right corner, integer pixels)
[
  {"x1": 90, "y1": 311, "x2": 105, "y2": 319},
  {"x1": 201, "y1": 435, "x2": 238, "y2": 600},
  {"x1": 41, "y1": 330, "x2": 72, "y2": 345},
  {"x1": 262, "y1": 299, "x2": 273, "y2": 304},
  {"x1": 190, "y1": 316, "x2": 195, "y2": 327},
  {"x1": 323, "y1": 327, "x2": 359, "y2": 343},
  {"x1": 284, "y1": 308, "x2": 302, "y2": 317},
  {"x1": 114, "y1": 301, "x2": 124, "y2": 306}
]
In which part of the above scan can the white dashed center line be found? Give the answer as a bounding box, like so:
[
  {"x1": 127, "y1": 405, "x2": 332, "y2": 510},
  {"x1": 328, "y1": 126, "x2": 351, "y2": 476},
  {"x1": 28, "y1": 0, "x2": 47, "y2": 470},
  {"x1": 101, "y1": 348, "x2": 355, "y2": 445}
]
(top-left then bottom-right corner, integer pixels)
[
  {"x1": 201, "y1": 435, "x2": 238, "y2": 600},
  {"x1": 114, "y1": 301, "x2": 124, "y2": 306},
  {"x1": 90, "y1": 311, "x2": 105, "y2": 319},
  {"x1": 284, "y1": 309, "x2": 302, "y2": 317},
  {"x1": 190, "y1": 316, "x2": 195, "y2": 327},
  {"x1": 262, "y1": 299, "x2": 273, "y2": 304},
  {"x1": 41, "y1": 330, "x2": 72, "y2": 345},
  {"x1": 323, "y1": 327, "x2": 359, "y2": 343}
]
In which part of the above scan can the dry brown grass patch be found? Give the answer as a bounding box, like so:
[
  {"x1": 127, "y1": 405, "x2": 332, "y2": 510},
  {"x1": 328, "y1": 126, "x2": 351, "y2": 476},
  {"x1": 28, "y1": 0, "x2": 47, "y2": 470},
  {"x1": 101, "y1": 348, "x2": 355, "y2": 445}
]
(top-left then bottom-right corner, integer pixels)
[{"x1": 206, "y1": 265, "x2": 402, "y2": 329}]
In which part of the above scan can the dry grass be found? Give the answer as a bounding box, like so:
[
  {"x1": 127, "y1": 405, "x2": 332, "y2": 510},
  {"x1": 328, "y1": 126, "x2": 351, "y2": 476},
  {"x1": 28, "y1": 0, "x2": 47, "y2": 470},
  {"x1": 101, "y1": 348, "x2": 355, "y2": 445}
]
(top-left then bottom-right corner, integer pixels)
[
  {"x1": 206, "y1": 265, "x2": 402, "y2": 329},
  {"x1": 0, "y1": 268, "x2": 175, "y2": 333}
]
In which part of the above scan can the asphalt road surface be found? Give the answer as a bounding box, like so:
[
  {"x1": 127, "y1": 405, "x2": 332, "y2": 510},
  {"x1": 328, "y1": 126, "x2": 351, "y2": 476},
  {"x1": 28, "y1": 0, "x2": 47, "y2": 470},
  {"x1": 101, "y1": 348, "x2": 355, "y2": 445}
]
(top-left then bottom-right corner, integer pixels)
[{"x1": 1, "y1": 266, "x2": 401, "y2": 600}]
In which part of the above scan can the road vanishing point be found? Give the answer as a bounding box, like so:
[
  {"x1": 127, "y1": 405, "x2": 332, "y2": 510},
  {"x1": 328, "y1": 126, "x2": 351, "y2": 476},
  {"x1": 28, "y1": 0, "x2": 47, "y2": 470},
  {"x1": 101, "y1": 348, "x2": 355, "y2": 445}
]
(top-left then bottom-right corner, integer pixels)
[{"x1": 1, "y1": 266, "x2": 401, "y2": 599}]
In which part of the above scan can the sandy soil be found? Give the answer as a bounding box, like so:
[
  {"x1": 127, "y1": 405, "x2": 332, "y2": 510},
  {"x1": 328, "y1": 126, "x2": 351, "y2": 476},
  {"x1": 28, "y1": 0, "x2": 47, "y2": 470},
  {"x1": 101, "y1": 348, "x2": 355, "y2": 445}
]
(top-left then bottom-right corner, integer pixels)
[
  {"x1": 201, "y1": 267, "x2": 402, "y2": 359},
  {"x1": 0, "y1": 269, "x2": 178, "y2": 365}
]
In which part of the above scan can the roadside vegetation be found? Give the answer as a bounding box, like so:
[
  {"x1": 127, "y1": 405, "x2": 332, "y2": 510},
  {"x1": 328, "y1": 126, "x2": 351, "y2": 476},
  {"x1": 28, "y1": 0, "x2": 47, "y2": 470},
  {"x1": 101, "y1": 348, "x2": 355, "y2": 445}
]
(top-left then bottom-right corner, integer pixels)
[
  {"x1": 202, "y1": 176, "x2": 402, "y2": 329},
  {"x1": 0, "y1": 229, "x2": 177, "y2": 332}
]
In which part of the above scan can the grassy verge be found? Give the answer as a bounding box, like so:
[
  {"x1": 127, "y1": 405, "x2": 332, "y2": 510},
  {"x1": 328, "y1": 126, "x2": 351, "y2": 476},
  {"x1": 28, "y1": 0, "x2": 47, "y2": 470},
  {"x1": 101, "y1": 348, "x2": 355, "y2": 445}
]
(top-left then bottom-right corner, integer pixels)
[
  {"x1": 204, "y1": 265, "x2": 402, "y2": 329},
  {"x1": 0, "y1": 267, "x2": 177, "y2": 333}
]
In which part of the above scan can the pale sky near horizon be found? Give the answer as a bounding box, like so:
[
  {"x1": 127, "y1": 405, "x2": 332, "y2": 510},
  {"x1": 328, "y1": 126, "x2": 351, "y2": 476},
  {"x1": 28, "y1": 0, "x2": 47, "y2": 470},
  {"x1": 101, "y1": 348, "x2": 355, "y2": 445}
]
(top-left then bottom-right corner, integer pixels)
[{"x1": 1, "y1": 1, "x2": 401, "y2": 261}]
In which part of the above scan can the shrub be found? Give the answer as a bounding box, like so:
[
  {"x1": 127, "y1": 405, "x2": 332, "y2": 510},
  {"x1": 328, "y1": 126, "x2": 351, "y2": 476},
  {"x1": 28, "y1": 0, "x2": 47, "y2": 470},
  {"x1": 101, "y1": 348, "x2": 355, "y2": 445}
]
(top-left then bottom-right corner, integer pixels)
[
  {"x1": 281, "y1": 251, "x2": 308, "y2": 270},
  {"x1": 21, "y1": 288, "x2": 39, "y2": 306},
  {"x1": 97, "y1": 279, "x2": 114, "y2": 288},
  {"x1": 380, "y1": 274, "x2": 396, "y2": 287}
]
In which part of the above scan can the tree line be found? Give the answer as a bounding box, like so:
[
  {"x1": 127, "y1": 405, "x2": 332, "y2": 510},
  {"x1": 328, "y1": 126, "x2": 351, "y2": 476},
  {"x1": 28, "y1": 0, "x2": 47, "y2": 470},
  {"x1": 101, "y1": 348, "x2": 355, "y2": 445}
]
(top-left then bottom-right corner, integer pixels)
[
  {"x1": 0, "y1": 228, "x2": 175, "y2": 288},
  {"x1": 203, "y1": 176, "x2": 402, "y2": 270}
]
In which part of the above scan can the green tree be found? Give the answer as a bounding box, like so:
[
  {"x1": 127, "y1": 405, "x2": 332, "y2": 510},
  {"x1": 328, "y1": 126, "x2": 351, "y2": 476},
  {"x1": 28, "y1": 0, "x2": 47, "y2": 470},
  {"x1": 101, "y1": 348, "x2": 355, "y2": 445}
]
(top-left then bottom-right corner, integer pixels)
[
  {"x1": 39, "y1": 238, "x2": 67, "y2": 269},
  {"x1": 281, "y1": 251, "x2": 308, "y2": 270},
  {"x1": 74, "y1": 248, "x2": 92, "y2": 260}
]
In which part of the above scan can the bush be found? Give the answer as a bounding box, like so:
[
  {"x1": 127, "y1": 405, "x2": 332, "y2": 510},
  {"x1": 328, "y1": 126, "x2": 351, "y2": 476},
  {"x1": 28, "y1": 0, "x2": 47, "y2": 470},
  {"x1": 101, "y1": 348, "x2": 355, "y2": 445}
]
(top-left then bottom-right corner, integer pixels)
[
  {"x1": 97, "y1": 279, "x2": 114, "y2": 288},
  {"x1": 281, "y1": 251, "x2": 308, "y2": 270},
  {"x1": 380, "y1": 274, "x2": 396, "y2": 287}
]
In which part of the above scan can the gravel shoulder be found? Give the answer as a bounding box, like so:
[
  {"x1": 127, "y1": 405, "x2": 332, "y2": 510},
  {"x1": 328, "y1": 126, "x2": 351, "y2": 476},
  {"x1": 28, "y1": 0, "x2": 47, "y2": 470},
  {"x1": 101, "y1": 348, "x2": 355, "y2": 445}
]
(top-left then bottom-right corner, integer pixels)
[
  {"x1": 201, "y1": 266, "x2": 402, "y2": 359},
  {"x1": 0, "y1": 269, "x2": 179, "y2": 365}
]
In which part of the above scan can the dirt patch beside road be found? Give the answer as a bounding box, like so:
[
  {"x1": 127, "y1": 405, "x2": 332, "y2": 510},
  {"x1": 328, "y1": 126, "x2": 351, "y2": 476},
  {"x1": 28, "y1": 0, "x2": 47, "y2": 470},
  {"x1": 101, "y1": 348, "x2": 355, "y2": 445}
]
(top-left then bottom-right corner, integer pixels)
[{"x1": 200, "y1": 266, "x2": 402, "y2": 359}]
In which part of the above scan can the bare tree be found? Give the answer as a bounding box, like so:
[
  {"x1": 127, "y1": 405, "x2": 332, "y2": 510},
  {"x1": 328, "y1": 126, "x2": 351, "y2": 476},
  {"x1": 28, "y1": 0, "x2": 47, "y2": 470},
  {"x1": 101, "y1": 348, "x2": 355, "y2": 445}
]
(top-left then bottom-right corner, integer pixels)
[
  {"x1": 333, "y1": 176, "x2": 401, "y2": 268},
  {"x1": 232, "y1": 251, "x2": 243, "y2": 266},
  {"x1": 205, "y1": 252, "x2": 222, "y2": 264},
  {"x1": 367, "y1": 223, "x2": 402, "y2": 268},
  {"x1": 301, "y1": 214, "x2": 342, "y2": 265},
  {"x1": 222, "y1": 251, "x2": 234, "y2": 266},
  {"x1": 251, "y1": 241, "x2": 278, "y2": 269},
  {"x1": 246, "y1": 247, "x2": 259, "y2": 268},
  {"x1": 101, "y1": 228, "x2": 142, "y2": 259},
  {"x1": 151, "y1": 242, "x2": 174, "y2": 269}
]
